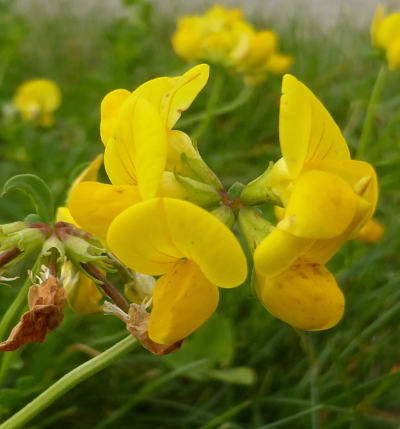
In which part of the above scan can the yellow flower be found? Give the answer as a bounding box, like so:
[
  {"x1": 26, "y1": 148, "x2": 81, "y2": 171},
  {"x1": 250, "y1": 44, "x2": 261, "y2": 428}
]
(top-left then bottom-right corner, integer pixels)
[
  {"x1": 254, "y1": 74, "x2": 378, "y2": 330},
  {"x1": 107, "y1": 197, "x2": 247, "y2": 344},
  {"x1": 68, "y1": 65, "x2": 210, "y2": 242},
  {"x1": 371, "y1": 4, "x2": 400, "y2": 70},
  {"x1": 13, "y1": 79, "x2": 61, "y2": 127},
  {"x1": 172, "y1": 6, "x2": 253, "y2": 67}
]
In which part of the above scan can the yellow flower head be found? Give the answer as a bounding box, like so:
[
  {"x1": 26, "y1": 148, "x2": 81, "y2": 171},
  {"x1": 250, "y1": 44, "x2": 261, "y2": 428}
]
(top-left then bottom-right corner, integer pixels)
[
  {"x1": 371, "y1": 4, "x2": 400, "y2": 70},
  {"x1": 254, "y1": 74, "x2": 378, "y2": 330},
  {"x1": 107, "y1": 198, "x2": 248, "y2": 344},
  {"x1": 68, "y1": 65, "x2": 210, "y2": 242},
  {"x1": 13, "y1": 79, "x2": 61, "y2": 127}
]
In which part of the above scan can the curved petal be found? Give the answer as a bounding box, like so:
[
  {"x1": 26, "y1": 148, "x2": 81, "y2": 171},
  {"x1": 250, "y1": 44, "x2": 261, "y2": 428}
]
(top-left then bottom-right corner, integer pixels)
[
  {"x1": 254, "y1": 228, "x2": 313, "y2": 278},
  {"x1": 107, "y1": 198, "x2": 248, "y2": 287},
  {"x1": 68, "y1": 181, "x2": 141, "y2": 242},
  {"x1": 100, "y1": 89, "x2": 131, "y2": 145},
  {"x1": 148, "y1": 259, "x2": 219, "y2": 344},
  {"x1": 106, "y1": 96, "x2": 168, "y2": 199},
  {"x1": 376, "y1": 13, "x2": 400, "y2": 49},
  {"x1": 257, "y1": 262, "x2": 345, "y2": 330},
  {"x1": 166, "y1": 130, "x2": 198, "y2": 172},
  {"x1": 278, "y1": 169, "x2": 357, "y2": 239},
  {"x1": 68, "y1": 154, "x2": 103, "y2": 196},
  {"x1": 371, "y1": 4, "x2": 386, "y2": 47},
  {"x1": 279, "y1": 74, "x2": 350, "y2": 178},
  {"x1": 358, "y1": 218, "x2": 384, "y2": 243},
  {"x1": 132, "y1": 64, "x2": 210, "y2": 129}
]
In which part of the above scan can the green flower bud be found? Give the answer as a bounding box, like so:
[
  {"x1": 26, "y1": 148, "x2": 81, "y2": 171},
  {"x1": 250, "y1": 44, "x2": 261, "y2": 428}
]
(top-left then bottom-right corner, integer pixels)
[{"x1": 238, "y1": 207, "x2": 274, "y2": 253}]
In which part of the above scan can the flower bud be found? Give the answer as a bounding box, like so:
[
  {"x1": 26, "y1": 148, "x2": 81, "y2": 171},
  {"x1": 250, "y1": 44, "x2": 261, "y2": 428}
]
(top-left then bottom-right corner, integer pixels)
[
  {"x1": 180, "y1": 153, "x2": 222, "y2": 189},
  {"x1": 61, "y1": 234, "x2": 108, "y2": 267}
]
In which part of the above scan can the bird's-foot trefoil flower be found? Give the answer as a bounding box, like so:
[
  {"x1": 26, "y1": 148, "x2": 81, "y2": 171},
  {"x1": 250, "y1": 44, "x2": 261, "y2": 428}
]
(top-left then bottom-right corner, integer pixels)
[
  {"x1": 240, "y1": 74, "x2": 378, "y2": 331},
  {"x1": 106, "y1": 197, "x2": 248, "y2": 346},
  {"x1": 13, "y1": 79, "x2": 61, "y2": 127}
]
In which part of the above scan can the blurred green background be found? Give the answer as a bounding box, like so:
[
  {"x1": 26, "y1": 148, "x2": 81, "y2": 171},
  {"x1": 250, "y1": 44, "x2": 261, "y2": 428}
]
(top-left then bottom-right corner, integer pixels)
[{"x1": 1, "y1": 0, "x2": 400, "y2": 427}]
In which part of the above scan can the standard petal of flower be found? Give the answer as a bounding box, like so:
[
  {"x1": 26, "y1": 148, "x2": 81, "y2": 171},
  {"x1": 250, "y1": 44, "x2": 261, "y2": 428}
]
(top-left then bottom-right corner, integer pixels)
[
  {"x1": 257, "y1": 263, "x2": 345, "y2": 330},
  {"x1": 254, "y1": 228, "x2": 313, "y2": 278},
  {"x1": 375, "y1": 13, "x2": 400, "y2": 49},
  {"x1": 148, "y1": 259, "x2": 219, "y2": 344},
  {"x1": 132, "y1": 64, "x2": 210, "y2": 129},
  {"x1": 107, "y1": 198, "x2": 248, "y2": 287},
  {"x1": 68, "y1": 181, "x2": 141, "y2": 242},
  {"x1": 112, "y1": 96, "x2": 168, "y2": 199},
  {"x1": 279, "y1": 74, "x2": 350, "y2": 178},
  {"x1": 371, "y1": 4, "x2": 386, "y2": 47},
  {"x1": 104, "y1": 138, "x2": 137, "y2": 186},
  {"x1": 100, "y1": 89, "x2": 131, "y2": 145},
  {"x1": 278, "y1": 170, "x2": 357, "y2": 239}
]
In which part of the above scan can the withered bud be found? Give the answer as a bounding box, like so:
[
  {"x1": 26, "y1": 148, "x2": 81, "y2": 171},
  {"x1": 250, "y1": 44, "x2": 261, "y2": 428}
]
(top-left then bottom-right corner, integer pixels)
[
  {"x1": 103, "y1": 301, "x2": 182, "y2": 356},
  {"x1": 0, "y1": 275, "x2": 66, "y2": 351}
]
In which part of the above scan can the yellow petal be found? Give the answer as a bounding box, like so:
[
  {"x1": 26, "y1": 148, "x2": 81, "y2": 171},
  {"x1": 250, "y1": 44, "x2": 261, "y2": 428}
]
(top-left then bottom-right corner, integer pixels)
[
  {"x1": 106, "y1": 96, "x2": 167, "y2": 199},
  {"x1": 266, "y1": 53, "x2": 293, "y2": 75},
  {"x1": 279, "y1": 74, "x2": 350, "y2": 178},
  {"x1": 279, "y1": 169, "x2": 357, "y2": 239},
  {"x1": 100, "y1": 89, "x2": 131, "y2": 145},
  {"x1": 371, "y1": 4, "x2": 386, "y2": 47},
  {"x1": 13, "y1": 79, "x2": 62, "y2": 113},
  {"x1": 107, "y1": 198, "x2": 248, "y2": 287},
  {"x1": 165, "y1": 130, "x2": 198, "y2": 172},
  {"x1": 148, "y1": 259, "x2": 219, "y2": 344},
  {"x1": 358, "y1": 218, "x2": 384, "y2": 243},
  {"x1": 254, "y1": 228, "x2": 314, "y2": 278},
  {"x1": 68, "y1": 181, "x2": 141, "y2": 242},
  {"x1": 68, "y1": 154, "x2": 103, "y2": 196},
  {"x1": 387, "y1": 37, "x2": 400, "y2": 71},
  {"x1": 56, "y1": 207, "x2": 78, "y2": 226},
  {"x1": 257, "y1": 262, "x2": 345, "y2": 330},
  {"x1": 304, "y1": 159, "x2": 378, "y2": 230},
  {"x1": 376, "y1": 13, "x2": 400, "y2": 49},
  {"x1": 132, "y1": 64, "x2": 209, "y2": 129}
]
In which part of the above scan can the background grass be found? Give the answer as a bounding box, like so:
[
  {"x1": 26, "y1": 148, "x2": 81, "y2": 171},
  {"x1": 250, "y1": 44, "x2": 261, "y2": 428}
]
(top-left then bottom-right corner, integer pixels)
[{"x1": 0, "y1": 0, "x2": 400, "y2": 427}]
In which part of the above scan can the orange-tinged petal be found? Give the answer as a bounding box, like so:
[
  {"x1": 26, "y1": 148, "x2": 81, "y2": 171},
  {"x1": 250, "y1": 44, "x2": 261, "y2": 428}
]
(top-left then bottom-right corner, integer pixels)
[
  {"x1": 257, "y1": 262, "x2": 345, "y2": 330},
  {"x1": 278, "y1": 170, "x2": 357, "y2": 239},
  {"x1": 132, "y1": 64, "x2": 209, "y2": 129},
  {"x1": 254, "y1": 228, "x2": 314, "y2": 278},
  {"x1": 107, "y1": 198, "x2": 248, "y2": 287},
  {"x1": 279, "y1": 75, "x2": 350, "y2": 178},
  {"x1": 100, "y1": 89, "x2": 131, "y2": 145},
  {"x1": 358, "y1": 218, "x2": 384, "y2": 243},
  {"x1": 148, "y1": 259, "x2": 219, "y2": 344},
  {"x1": 68, "y1": 181, "x2": 141, "y2": 243}
]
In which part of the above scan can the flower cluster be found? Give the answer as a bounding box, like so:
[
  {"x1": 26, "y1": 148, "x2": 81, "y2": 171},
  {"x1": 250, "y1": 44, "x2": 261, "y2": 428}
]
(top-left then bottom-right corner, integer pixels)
[
  {"x1": 371, "y1": 4, "x2": 400, "y2": 70},
  {"x1": 171, "y1": 5, "x2": 292, "y2": 84}
]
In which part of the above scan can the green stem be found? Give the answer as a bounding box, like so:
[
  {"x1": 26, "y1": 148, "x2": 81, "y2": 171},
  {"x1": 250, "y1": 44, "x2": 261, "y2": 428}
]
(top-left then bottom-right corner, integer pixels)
[
  {"x1": 0, "y1": 335, "x2": 137, "y2": 429},
  {"x1": 180, "y1": 84, "x2": 253, "y2": 129},
  {"x1": 199, "y1": 400, "x2": 250, "y2": 429},
  {"x1": 357, "y1": 64, "x2": 387, "y2": 160}
]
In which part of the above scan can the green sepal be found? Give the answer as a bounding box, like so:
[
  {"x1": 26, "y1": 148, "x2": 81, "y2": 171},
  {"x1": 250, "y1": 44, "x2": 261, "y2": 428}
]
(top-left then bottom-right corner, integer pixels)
[
  {"x1": 180, "y1": 153, "x2": 222, "y2": 189},
  {"x1": 2, "y1": 174, "x2": 55, "y2": 225},
  {"x1": 210, "y1": 205, "x2": 235, "y2": 229},
  {"x1": 241, "y1": 162, "x2": 282, "y2": 207},
  {"x1": 174, "y1": 172, "x2": 221, "y2": 208},
  {"x1": 237, "y1": 207, "x2": 274, "y2": 253}
]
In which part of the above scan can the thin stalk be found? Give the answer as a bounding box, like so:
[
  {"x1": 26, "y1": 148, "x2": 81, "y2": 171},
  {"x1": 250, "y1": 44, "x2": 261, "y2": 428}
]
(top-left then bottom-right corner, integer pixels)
[
  {"x1": 180, "y1": 84, "x2": 253, "y2": 128},
  {"x1": 0, "y1": 335, "x2": 138, "y2": 429},
  {"x1": 357, "y1": 64, "x2": 387, "y2": 159},
  {"x1": 191, "y1": 72, "x2": 224, "y2": 141},
  {"x1": 82, "y1": 262, "x2": 129, "y2": 313},
  {"x1": 199, "y1": 400, "x2": 250, "y2": 429}
]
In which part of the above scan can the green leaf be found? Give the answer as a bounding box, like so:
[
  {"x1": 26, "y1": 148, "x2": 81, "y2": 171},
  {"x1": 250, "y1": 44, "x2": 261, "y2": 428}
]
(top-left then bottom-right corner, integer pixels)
[{"x1": 2, "y1": 174, "x2": 54, "y2": 225}]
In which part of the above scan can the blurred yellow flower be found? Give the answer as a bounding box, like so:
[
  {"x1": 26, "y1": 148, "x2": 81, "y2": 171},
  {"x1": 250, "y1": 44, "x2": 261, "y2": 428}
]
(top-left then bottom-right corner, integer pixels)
[
  {"x1": 13, "y1": 79, "x2": 61, "y2": 127},
  {"x1": 371, "y1": 4, "x2": 400, "y2": 70},
  {"x1": 254, "y1": 74, "x2": 378, "y2": 330},
  {"x1": 107, "y1": 197, "x2": 247, "y2": 344},
  {"x1": 172, "y1": 6, "x2": 291, "y2": 84},
  {"x1": 69, "y1": 65, "x2": 209, "y2": 242}
]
